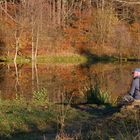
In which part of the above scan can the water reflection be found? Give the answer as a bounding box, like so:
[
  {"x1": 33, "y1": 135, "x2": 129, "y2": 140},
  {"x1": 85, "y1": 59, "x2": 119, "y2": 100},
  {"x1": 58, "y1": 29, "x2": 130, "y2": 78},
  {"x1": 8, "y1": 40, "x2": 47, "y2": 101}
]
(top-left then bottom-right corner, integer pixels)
[{"x1": 0, "y1": 62, "x2": 139, "y2": 102}]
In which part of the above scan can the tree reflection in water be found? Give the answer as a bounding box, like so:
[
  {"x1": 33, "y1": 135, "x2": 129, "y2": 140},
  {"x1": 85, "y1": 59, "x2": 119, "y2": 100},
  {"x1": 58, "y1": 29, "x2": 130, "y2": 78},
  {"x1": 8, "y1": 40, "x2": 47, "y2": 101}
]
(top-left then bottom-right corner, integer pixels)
[{"x1": 0, "y1": 62, "x2": 139, "y2": 102}]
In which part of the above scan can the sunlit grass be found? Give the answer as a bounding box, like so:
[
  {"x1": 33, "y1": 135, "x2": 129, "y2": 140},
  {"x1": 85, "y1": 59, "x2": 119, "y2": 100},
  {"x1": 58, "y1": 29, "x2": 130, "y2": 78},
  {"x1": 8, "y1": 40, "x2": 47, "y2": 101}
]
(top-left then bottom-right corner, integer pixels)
[
  {"x1": 0, "y1": 56, "x2": 31, "y2": 64},
  {"x1": 36, "y1": 55, "x2": 87, "y2": 64},
  {"x1": 1, "y1": 54, "x2": 139, "y2": 65},
  {"x1": 0, "y1": 88, "x2": 57, "y2": 138},
  {"x1": 0, "y1": 55, "x2": 87, "y2": 64}
]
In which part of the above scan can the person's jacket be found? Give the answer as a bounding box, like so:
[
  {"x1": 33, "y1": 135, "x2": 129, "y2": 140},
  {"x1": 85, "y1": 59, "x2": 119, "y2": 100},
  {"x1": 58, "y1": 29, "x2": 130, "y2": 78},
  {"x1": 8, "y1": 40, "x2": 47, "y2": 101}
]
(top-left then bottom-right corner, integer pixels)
[{"x1": 129, "y1": 76, "x2": 140, "y2": 99}]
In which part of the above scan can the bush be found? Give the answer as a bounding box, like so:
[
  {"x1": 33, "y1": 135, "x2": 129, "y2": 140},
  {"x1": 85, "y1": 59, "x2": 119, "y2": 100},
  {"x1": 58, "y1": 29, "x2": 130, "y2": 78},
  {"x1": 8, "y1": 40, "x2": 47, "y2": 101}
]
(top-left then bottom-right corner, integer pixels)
[
  {"x1": 86, "y1": 85, "x2": 112, "y2": 106},
  {"x1": 32, "y1": 88, "x2": 48, "y2": 106}
]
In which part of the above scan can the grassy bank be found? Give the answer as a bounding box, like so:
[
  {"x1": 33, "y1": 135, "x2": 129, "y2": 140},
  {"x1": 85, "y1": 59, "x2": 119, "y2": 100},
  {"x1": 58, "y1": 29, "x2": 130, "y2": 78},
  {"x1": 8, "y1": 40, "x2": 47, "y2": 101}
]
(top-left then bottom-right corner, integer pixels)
[
  {"x1": 53, "y1": 86, "x2": 140, "y2": 140},
  {"x1": 36, "y1": 55, "x2": 87, "y2": 64},
  {"x1": 0, "y1": 56, "x2": 31, "y2": 64},
  {"x1": 0, "y1": 55, "x2": 87, "y2": 64},
  {"x1": 0, "y1": 100, "x2": 55, "y2": 136},
  {"x1": 0, "y1": 90, "x2": 57, "y2": 139},
  {"x1": 0, "y1": 87, "x2": 139, "y2": 139},
  {"x1": 1, "y1": 54, "x2": 140, "y2": 65},
  {"x1": 1, "y1": 97, "x2": 139, "y2": 140}
]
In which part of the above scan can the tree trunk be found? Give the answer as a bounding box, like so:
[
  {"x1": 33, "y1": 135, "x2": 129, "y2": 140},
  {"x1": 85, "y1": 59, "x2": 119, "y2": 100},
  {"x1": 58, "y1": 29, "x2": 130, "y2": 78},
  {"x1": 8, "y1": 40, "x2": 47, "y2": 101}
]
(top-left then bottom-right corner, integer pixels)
[
  {"x1": 32, "y1": 27, "x2": 35, "y2": 61},
  {"x1": 57, "y1": 0, "x2": 62, "y2": 25},
  {"x1": 14, "y1": 35, "x2": 20, "y2": 63},
  {"x1": 35, "y1": 25, "x2": 39, "y2": 60},
  {"x1": 53, "y1": 0, "x2": 56, "y2": 26}
]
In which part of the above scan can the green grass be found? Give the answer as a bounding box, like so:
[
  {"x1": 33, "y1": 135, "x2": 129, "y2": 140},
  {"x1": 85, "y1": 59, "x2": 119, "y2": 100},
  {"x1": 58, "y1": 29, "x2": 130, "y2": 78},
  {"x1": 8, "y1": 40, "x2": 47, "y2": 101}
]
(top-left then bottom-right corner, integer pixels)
[
  {"x1": 0, "y1": 101, "x2": 56, "y2": 136},
  {"x1": 0, "y1": 88, "x2": 139, "y2": 140},
  {"x1": 36, "y1": 55, "x2": 87, "y2": 64},
  {"x1": 0, "y1": 54, "x2": 139, "y2": 65},
  {"x1": 2, "y1": 54, "x2": 139, "y2": 65},
  {"x1": 0, "y1": 89, "x2": 57, "y2": 138},
  {"x1": 0, "y1": 56, "x2": 31, "y2": 64},
  {"x1": 0, "y1": 55, "x2": 87, "y2": 64}
]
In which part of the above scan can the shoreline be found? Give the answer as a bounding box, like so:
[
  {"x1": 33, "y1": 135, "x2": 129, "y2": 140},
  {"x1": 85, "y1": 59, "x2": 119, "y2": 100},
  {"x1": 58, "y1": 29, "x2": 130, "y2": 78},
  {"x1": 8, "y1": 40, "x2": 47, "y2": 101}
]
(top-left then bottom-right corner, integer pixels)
[{"x1": 0, "y1": 55, "x2": 140, "y2": 64}]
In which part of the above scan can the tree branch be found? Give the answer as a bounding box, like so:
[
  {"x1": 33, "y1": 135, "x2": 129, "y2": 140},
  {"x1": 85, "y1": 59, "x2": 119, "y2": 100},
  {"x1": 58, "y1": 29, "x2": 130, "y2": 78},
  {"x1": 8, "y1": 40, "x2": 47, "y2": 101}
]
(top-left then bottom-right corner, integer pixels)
[{"x1": 0, "y1": 4, "x2": 17, "y2": 23}]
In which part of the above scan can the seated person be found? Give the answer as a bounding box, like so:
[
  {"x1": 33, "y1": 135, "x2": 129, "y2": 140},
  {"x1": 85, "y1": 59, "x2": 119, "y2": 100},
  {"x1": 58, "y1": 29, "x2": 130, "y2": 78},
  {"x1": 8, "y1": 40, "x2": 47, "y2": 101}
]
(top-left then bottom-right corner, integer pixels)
[{"x1": 129, "y1": 68, "x2": 140, "y2": 100}]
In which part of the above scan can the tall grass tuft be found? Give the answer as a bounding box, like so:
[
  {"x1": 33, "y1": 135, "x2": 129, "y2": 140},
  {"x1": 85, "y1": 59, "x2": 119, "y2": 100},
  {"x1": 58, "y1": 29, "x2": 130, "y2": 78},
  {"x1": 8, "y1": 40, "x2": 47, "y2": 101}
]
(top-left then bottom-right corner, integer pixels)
[{"x1": 86, "y1": 85, "x2": 112, "y2": 106}]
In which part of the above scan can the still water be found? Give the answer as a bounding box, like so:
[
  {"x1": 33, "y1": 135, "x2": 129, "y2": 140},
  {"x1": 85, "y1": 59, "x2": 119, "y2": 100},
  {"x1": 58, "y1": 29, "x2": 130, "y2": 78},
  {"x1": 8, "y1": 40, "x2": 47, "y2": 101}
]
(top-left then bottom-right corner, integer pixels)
[{"x1": 0, "y1": 62, "x2": 139, "y2": 102}]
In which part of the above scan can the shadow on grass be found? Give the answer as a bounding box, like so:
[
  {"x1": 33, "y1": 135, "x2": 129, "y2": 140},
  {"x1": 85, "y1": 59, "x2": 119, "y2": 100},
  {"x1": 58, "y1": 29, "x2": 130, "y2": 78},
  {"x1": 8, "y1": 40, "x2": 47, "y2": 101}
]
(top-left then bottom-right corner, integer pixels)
[
  {"x1": 56, "y1": 85, "x2": 121, "y2": 118},
  {"x1": 0, "y1": 110, "x2": 57, "y2": 140},
  {"x1": 70, "y1": 84, "x2": 121, "y2": 118},
  {"x1": 71, "y1": 103, "x2": 120, "y2": 117},
  {"x1": 0, "y1": 105, "x2": 61, "y2": 140},
  {"x1": 0, "y1": 131, "x2": 56, "y2": 140},
  {"x1": 79, "y1": 48, "x2": 116, "y2": 65}
]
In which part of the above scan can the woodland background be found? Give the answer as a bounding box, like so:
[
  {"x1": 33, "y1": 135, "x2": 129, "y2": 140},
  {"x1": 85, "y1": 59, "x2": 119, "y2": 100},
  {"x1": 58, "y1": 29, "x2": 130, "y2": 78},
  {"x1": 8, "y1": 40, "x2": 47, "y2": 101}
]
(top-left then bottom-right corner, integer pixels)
[{"x1": 0, "y1": 0, "x2": 140, "y2": 61}]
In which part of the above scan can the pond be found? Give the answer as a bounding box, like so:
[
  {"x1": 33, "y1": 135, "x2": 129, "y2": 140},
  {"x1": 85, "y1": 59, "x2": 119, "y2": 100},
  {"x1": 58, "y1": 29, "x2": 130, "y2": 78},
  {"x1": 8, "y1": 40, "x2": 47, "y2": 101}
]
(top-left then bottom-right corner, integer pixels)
[{"x1": 0, "y1": 62, "x2": 139, "y2": 103}]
